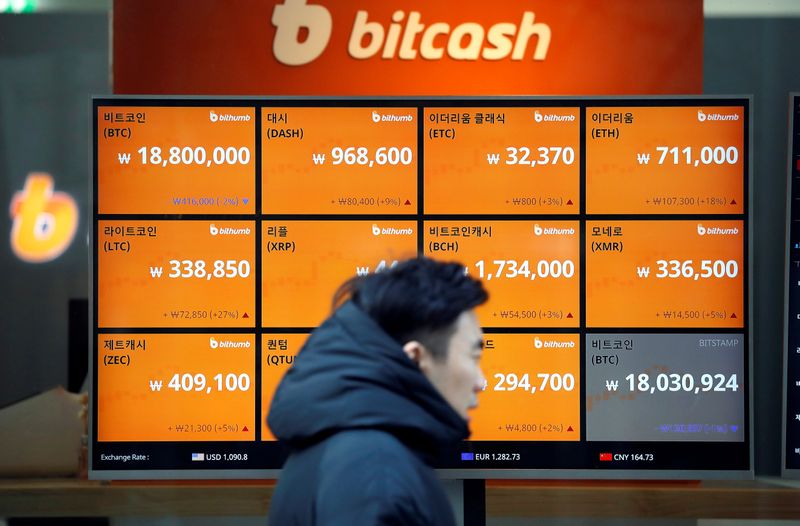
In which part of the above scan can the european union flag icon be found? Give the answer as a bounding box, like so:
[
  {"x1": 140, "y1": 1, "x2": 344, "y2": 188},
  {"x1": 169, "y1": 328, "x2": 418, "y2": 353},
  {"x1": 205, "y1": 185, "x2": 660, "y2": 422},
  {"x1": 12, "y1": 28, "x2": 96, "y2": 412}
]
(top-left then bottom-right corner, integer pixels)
[{"x1": 461, "y1": 452, "x2": 474, "y2": 461}]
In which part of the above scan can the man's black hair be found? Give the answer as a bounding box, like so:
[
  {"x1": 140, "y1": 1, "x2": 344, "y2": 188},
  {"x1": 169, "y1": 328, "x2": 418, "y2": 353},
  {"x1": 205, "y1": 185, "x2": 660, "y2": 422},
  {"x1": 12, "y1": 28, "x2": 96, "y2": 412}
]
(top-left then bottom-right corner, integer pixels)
[{"x1": 333, "y1": 257, "x2": 488, "y2": 360}]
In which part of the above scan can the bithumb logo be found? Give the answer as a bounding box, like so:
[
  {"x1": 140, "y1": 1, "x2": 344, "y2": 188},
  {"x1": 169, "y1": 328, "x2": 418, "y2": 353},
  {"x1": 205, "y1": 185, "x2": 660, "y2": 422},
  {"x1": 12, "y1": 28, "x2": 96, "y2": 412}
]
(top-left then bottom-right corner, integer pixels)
[
  {"x1": 534, "y1": 337, "x2": 575, "y2": 349},
  {"x1": 371, "y1": 110, "x2": 413, "y2": 123},
  {"x1": 209, "y1": 110, "x2": 251, "y2": 123},
  {"x1": 210, "y1": 223, "x2": 251, "y2": 236},
  {"x1": 534, "y1": 223, "x2": 575, "y2": 236},
  {"x1": 534, "y1": 110, "x2": 575, "y2": 123},
  {"x1": 210, "y1": 337, "x2": 251, "y2": 349},
  {"x1": 372, "y1": 223, "x2": 413, "y2": 236},
  {"x1": 271, "y1": 0, "x2": 551, "y2": 65},
  {"x1": 697, "y1": 110, "x2": 739, "y2": 122},
  {"x1": 697, "y1": 223, "x2": 739, "y2": 236},
  {"x1": 9, "y1": 173, "x2": 78, "y2": 263}
]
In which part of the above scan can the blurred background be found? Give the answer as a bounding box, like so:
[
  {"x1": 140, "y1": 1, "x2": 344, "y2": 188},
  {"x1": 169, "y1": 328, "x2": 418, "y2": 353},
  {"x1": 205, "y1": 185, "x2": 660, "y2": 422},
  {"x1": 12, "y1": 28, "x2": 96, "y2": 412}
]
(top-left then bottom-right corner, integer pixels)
[{"x1": 0, "y1": 0, "x2": 800, "y2": 524}]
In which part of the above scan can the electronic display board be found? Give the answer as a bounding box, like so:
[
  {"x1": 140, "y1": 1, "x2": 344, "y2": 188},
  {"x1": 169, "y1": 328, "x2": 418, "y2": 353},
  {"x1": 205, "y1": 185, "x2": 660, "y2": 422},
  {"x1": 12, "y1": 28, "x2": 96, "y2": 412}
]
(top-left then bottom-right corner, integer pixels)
[
  {"x1": 784, "y1": 93, "x2": 800, "y2": 478},
  {"x1": 91, "y1": 97, "x2": 751, "y2": 479}
]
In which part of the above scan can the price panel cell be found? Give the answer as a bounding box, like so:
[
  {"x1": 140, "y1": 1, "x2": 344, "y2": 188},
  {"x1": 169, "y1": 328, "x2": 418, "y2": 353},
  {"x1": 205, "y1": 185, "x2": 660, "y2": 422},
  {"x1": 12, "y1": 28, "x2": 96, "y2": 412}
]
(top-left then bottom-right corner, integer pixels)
[
  {"x1": 424, "y1": 107, "x2": 580, "y2": 214},
  {"x1": 97, "y1": 333, "x2": 255, "y2": 442},
  {"x1": 97, "y1": 220, "x2": 255, "y2": 328},
  {"x1": 97, "y1": 106, "x2": 256, "y2": 214},
  {"x1": 586, "y1": 220, "x2": 744, "y2": 328},
  {"x1": 424, "y1": 221, "x2": 580, "y2": 328},
  {"x1": 586, "y1": 106, "x2": 744, "y2": 214},
  {"x1": 471, "y1": 333, "x2": 580, "y2": 441},
  {"x1": 262, "y1": 221, "x2": 418, "y2": 328},
  {"x1": 586, "y1": 333, "x2": 744, "y2": 442},
  {"x1": 261, "y1": 333, "x2": 307, "y2": 441},
  {"x1": 262, "y1": 107, "x2": 417, "y2": 214}
]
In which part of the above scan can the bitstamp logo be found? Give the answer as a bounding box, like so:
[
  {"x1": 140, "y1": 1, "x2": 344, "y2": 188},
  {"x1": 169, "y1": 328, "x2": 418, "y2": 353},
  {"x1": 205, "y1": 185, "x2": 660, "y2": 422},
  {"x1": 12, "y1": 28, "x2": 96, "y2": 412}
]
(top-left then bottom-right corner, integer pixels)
[
  {"x1": 271, "y1": 0, "x2": 551, "y2": 65},
  {"x1": 9, "y1": 173, "x2": 78, "y2": 263}
]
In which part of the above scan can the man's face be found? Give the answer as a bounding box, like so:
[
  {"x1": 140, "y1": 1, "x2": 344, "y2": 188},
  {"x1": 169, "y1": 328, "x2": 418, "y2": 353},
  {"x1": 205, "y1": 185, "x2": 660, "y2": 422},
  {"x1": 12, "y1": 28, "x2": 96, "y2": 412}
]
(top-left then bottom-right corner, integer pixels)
[{"x1": 416, "y1": 310, "x2": 485, "y2": 420}]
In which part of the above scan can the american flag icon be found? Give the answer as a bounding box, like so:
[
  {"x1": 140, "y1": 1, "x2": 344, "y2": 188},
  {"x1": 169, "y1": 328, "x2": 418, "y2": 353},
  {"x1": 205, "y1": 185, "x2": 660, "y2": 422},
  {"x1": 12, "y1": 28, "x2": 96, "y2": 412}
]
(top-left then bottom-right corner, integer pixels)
[{"x1": 191, "y1": 453, "x2": 205, "y2": 462}]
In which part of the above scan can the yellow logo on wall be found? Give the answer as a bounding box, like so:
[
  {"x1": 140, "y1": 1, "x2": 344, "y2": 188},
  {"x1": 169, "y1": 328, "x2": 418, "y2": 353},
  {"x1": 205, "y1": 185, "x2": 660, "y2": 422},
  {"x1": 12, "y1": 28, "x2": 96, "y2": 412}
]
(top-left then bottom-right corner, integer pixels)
[{"x1": 9, "y1": 173, "x2": 79, "y2": 263}]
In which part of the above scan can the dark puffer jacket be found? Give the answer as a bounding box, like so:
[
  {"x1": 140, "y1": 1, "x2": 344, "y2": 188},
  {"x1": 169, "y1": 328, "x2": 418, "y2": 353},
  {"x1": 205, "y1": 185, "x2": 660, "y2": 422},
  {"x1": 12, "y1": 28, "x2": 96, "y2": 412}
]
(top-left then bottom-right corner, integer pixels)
[{"x1": 267, "y1": 301, "x2": 469, "y2": 525}]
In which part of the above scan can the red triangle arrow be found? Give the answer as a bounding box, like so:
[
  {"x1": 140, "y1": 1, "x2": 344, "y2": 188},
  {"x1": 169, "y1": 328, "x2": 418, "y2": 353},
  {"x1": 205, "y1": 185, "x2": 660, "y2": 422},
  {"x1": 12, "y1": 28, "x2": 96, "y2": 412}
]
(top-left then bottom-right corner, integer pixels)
[
  {"x1": 243, "y1": 426, "x2": 249, "y2": 432},
  {"x1": 731, "y1": 199, "x2": 737, "y2": 205},
  {"x1": 566, "y1": 313, "x2": 573, "y2": 318},
  {"x1": 242, "y1": 312, "x2": 249, "y2": 318},
  {"x1": 567, "y1": 199, "x2": 573, "y2": 205},
  {"x1": 405, "y1": 199, "x2": 412, "y2": 205},
  {"x1": 731, "y1": 313, "x2": 737, "y2": 319},
  {"x1": 567, "y1": 426, "x2": 574, "y2": 432}
]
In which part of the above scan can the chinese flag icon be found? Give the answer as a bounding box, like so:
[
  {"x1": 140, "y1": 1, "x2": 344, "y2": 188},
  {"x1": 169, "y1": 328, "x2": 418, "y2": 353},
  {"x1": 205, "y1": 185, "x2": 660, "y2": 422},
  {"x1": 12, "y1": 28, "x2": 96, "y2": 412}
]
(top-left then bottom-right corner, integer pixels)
[{"x1": 599, "y1": 453, "x2": 613, "y2": 462}]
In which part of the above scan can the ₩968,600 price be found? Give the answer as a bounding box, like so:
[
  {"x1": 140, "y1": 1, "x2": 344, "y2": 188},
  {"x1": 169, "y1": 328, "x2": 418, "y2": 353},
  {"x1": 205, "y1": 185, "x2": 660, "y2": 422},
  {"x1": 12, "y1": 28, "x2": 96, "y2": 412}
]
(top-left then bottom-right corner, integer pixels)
[{"x1": 312, "y1": 146, "x2": 413, "y2": 167}]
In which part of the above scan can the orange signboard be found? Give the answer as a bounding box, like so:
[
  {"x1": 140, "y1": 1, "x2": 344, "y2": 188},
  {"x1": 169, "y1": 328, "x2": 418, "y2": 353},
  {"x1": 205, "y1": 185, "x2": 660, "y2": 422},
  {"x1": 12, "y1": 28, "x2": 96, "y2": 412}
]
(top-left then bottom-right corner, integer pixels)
[
  {"x1": 470, "y1": 333, "x2": 580, "y2": 441},
  {"x1": 98, "y1": 220, "x2": 256, "y2": 328},
  {"x1": 586, "y1": 106, "x2": 745, "y2": 214},
  {"x1": 424, "y1": 221, "x2": 580, "y2": 328},
  {"x1": 97, "y1": 106, "x2": 255, "y2": 214},
  {"x1": 262, "y1": 107, "x2": 417, "y2": 214},
  {"x1": 97, "y1": 333, "x2": 256, "y2": 442},
  {"x1": 424, "y1": 107, "x2": 580, "y2": 214},
  {"x1": 113, "y1": 1, "x2": 702, "y2": 95},
  {"x1": 586, "y1": 220, "x2": 744, "y2": 328},
  {"x1": 262, "y1": 220, "x2": 418, "y2": 327}
]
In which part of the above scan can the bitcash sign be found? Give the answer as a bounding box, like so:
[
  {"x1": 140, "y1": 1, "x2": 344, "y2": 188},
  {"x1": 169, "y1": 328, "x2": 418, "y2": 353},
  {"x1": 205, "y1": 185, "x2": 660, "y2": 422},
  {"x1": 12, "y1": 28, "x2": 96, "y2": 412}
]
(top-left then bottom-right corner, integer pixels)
[{"x1": 112, "y1": 0, "x2": 702, "y2": 95}]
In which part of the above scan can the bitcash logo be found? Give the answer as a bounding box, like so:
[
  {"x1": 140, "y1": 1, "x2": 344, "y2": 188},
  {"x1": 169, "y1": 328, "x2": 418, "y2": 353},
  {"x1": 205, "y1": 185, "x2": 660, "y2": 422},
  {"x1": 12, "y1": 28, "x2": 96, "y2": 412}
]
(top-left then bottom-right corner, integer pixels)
[
  {"x1": 272, "y1": 0, "x2": 333, "y2": 66},
  {"x1": 9, "y1": 173, "x2": 78, "y2": 263},
  {"x1": 271, "y1": 1, "x2": 551, "y2": 65}
]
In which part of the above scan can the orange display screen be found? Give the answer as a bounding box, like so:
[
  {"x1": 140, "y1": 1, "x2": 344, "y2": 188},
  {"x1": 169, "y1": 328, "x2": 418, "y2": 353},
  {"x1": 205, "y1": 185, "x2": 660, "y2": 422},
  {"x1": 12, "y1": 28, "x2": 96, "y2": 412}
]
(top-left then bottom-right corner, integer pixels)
[
  {"x1": 262, "y1": 220, "x2": 418, "y2": 328},
  {"x1": 586, "y1": 220, "x2": 744, "y2": 328},
  {"x1": 424, "y1": 221, "x2": 579, "y2": 328},
  {"x1": 424, "y1": 108, "x2": 580, "y2": 214},
  {"x1": 472, "y1": 334, "x2": 580, "y2": 441},
  {"x1": 586, "y1": 106, "x2": 745, "y2": 214},
  {"x1": 261, "y1": 334, "x2": 307, "y2": 441},
  {"x1": 97, "y1": 106, "x2": 255, "y2": 214},
  {"x1": 92, "y1": 98, "x2": 749, "y2": 477},
  {"x1": 97, "y1": 333, "x2": 255, "y2": 442},
  {"x1": 97, "y1": 220, "x2": 255, "y2": 328},
  {"x1": 262, "y1": 107, "x2": 417, "y2": 214}
]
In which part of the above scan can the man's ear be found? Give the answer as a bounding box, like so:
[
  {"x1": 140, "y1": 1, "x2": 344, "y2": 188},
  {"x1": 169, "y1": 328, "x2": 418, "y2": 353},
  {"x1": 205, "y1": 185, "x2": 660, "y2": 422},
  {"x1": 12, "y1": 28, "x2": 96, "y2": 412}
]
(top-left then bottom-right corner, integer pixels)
[{"x1": 402, "y1": 340, "x2": 426, "y2": 367}]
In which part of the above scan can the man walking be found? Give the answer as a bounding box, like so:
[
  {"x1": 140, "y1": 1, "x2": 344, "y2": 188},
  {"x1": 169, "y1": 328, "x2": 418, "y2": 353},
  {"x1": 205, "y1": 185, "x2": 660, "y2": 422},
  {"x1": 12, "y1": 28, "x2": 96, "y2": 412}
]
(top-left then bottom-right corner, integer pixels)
[{"x1": 268, "y1": 257, "x2": 488, "y2": 525}]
